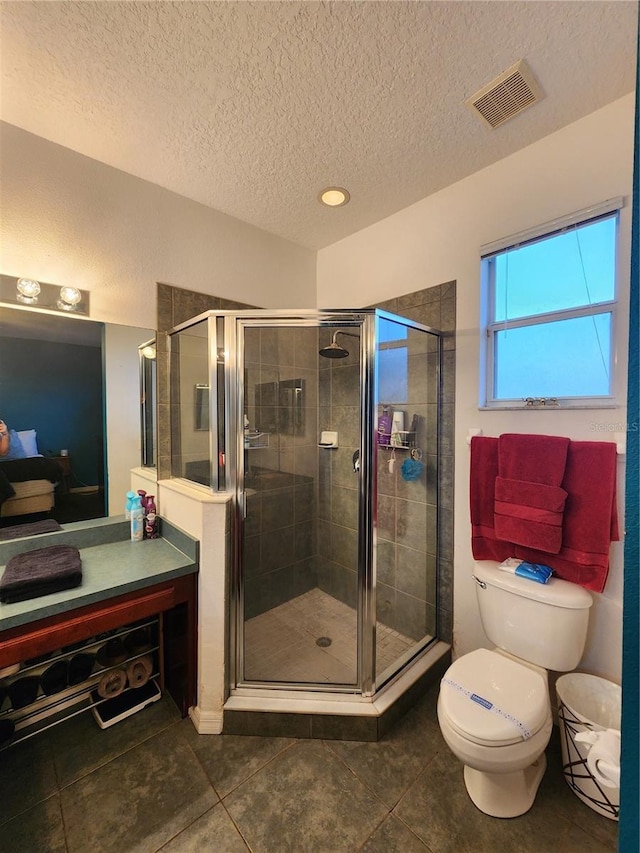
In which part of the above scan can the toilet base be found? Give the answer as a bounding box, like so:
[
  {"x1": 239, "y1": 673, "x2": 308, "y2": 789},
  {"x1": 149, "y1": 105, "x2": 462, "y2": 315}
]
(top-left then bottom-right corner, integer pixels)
[{"x1": 463, "y1": 753, "x2": 547, "y2": 818}]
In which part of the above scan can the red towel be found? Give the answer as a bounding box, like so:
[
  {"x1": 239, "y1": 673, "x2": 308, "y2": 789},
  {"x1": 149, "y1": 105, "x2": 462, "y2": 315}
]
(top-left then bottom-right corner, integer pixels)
[
  {"x1": 469, "y1": 436, "x2": 515, "y2": 562},
  {"x1": 516, "y1": 441, "x2": 619, "y2": 592},
  {"x1": 494, "y1": 434, "x2": 570, "y2": 553}
]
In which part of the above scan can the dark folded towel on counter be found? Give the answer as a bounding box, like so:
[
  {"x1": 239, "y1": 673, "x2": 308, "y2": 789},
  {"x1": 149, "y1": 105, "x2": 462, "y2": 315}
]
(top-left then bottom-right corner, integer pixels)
[
  {"x1": 0, "y1": 519, "x2": 63, "y2": 541},
  {"x1": 0, "y1": 544, "x2": 82, "y2": 603}
]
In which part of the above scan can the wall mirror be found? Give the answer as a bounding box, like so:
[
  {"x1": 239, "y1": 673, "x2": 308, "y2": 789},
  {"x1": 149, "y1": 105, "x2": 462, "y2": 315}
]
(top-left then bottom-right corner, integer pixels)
[
  {"x1": 0, "y1": 303, "x2": 154, "y2": 537},
  {"x1": 139, "y1": 339, "x2": 157, "y2": 466}
]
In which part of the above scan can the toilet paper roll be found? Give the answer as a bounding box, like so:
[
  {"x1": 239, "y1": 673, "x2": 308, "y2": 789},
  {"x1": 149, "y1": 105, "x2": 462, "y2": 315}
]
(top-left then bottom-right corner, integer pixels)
[{"x1": 585, "y1": 729, "x2": 621, "y2": 789}]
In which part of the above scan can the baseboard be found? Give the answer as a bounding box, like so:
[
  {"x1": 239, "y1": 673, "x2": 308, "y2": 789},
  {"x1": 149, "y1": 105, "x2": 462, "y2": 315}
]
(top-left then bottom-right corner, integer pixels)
[{"x1": 189, "y1": 705, "x2": 223, "y2": 734}]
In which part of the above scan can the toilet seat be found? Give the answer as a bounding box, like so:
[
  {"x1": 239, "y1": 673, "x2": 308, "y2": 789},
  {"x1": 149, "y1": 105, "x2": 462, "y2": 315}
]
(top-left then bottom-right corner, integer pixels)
[{"x1": 440, "y1": 648, "x2": 549, "y2": 747}]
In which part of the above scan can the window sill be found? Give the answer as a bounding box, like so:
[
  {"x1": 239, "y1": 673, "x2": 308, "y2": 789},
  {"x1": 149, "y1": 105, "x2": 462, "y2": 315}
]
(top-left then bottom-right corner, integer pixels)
[{"x1": 478, "y1": 402, "x2": 620, "y2": 411}]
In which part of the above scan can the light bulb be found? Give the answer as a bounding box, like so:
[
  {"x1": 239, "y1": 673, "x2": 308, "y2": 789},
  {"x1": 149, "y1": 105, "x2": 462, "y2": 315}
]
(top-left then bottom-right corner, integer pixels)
[
  {"x1": 16, "y1": 277, "x2": 41, "y2": 303},
  {"x1": 141, "y1": 345, "x2": 156, "y2": 360},
  {"x1": 318, "y1": 187, "x2": 350, "y2": 207},
  {"x1": 57, "y1": 286, "x2": 82, "y2": 311},
  {"x1": 59, "y1": 286, "x2": 82, "y2": 305}
]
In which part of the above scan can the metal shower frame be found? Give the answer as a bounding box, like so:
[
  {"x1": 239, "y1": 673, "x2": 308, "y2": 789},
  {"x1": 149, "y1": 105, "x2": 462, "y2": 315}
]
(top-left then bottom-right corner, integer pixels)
[{"x1": 170, "y1": 308, "x2": 442, "y2": 699}]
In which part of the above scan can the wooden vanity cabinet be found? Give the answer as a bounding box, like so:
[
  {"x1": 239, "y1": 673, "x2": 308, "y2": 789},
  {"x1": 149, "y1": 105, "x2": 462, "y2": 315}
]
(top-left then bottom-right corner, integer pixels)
[{"x1": 0, "y1": 572, "x2": 197, "y2": 719}]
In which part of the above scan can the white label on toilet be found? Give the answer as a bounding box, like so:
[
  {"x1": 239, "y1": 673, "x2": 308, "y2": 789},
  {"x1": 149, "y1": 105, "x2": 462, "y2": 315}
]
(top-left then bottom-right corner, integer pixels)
[
  {"x1": 443, "y1": 677, "x2": 532, "y2": 740},
  {"x1": 471, "y1": 693, "x2": 493, "y2": 710}
]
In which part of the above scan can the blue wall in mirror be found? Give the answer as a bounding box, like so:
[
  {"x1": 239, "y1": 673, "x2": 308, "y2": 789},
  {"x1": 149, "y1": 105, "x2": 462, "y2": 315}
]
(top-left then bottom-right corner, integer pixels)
[{"x1": 0, "y1": 335, "x2": 105, "y2": 488}]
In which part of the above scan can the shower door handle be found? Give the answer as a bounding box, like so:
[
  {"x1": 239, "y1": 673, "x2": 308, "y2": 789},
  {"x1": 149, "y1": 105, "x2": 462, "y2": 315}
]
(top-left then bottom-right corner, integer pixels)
[{"x1": 241, "y1": 491, "x2": 248, "y2": 519}]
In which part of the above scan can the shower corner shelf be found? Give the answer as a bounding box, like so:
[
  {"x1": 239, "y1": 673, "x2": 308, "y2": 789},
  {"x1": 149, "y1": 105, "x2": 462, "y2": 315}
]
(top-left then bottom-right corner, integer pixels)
[{"x1": 378, "y1": 431, "x2": 417, "y2": 450}]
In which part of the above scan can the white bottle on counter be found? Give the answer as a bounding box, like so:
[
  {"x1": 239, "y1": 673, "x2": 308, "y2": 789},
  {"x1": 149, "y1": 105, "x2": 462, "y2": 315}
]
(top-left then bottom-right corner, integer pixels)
[{"x1": 130, "y1": 496, "x2": 144, "y2": 541}]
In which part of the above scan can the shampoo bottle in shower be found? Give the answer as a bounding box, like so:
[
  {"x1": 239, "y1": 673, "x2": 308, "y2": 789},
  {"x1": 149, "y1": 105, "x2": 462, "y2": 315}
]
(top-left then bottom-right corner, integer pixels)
[{"x1": 377, "y1": 406, "x2": 392, "y2": 445}]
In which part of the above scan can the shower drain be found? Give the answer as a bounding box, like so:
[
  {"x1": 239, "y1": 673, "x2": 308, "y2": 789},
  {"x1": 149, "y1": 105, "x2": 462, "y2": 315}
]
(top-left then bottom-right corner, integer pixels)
[{"x1": 316, "y1": 636, "x2": 332, "y2": 648}]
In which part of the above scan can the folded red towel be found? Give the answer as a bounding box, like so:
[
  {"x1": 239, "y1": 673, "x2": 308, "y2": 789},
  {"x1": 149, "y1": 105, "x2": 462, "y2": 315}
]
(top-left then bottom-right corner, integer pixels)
[
  {"x1": 495, "y1": 478, "x2": 568, "y2": 514},
  {"x1": 497, "y1": 434, "x2": 570, "y2": 485},
  {"x1": 494, "y1": 434, "x2": 570, "y2": 553},
  {"x1": 469, "y1": 437, "x2": 515, "y2": 562},
  {"x1": 516, "y1": 441, "x2": 619, "y2": 592},
  {"x1": 494, "y1": 476, "x2": 568, "y2": 553}
]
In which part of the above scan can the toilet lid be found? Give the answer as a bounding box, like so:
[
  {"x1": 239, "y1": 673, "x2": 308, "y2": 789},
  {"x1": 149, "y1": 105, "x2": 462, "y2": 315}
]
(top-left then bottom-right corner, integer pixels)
[{"x1": 440, "y1": 649, "x2": 549, "y2": 746}]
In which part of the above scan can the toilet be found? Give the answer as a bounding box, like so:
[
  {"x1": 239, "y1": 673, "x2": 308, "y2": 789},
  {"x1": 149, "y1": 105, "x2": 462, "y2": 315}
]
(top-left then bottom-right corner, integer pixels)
[{"x1": 437, "y1": 563, "x2": 593, "y2": 818}]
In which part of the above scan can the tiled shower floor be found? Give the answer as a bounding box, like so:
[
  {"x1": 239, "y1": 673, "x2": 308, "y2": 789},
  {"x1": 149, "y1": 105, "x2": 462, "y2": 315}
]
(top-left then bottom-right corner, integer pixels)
[{"x1": 244, "y1": 588, "x2": 417, "y2": 683}]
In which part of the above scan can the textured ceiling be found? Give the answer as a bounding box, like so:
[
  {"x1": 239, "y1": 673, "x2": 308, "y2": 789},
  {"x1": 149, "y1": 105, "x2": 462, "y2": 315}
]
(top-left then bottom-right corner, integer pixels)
[{"x1": 0, "y1": 1, "x2": 637, "y2": 249}]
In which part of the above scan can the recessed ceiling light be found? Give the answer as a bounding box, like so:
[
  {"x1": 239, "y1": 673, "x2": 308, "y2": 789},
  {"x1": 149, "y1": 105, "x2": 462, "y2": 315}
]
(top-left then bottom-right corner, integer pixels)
[{"x1": 318, "y1": 187, "x2": 350, "y2": 207}]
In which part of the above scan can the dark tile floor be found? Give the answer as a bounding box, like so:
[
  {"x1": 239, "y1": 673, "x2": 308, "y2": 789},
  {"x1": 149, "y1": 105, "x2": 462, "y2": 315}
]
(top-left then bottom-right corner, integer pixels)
[{"x1": 0, "y1": 683, "x2": 618, "y2": 853}]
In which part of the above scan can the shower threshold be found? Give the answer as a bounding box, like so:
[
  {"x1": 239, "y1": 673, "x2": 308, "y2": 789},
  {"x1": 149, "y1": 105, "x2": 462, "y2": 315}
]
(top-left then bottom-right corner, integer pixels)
[{"x1": 224, "y1": 637, "x2": 451, "y2": 742}]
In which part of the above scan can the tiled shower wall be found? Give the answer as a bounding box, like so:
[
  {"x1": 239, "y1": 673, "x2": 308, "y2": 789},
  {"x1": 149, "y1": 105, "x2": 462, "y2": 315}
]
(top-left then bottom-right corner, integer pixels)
[
  {"x1": 242, "y1": 326, "x2": 320, "y2": 619},
  {"x1": 316, "y1": 314, "x2": 449, "y2": 643},
  {"x1": 316, "y1": 327, "x2": 361, "y2": 614},
  {"x1": 372, "y1": 283, "x2": 456, "y2": 644},
  {"x1": 156, "y1": 283, "x2": 256, "y2": 481}
]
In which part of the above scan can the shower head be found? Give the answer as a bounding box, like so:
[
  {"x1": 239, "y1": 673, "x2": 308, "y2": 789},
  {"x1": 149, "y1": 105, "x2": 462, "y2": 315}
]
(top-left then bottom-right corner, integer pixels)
[
  {"x1": 319, "y1": 330, "x2": 359, "y2": 359},
  {"x1": 319, "y1": 340, "x2": 350, "y2": 359}
]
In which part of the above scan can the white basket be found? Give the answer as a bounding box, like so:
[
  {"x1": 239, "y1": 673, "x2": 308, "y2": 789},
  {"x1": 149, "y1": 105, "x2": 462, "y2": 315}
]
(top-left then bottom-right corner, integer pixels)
[{"x1": 556, "y1": 673, "x2": 621, "y2": 820}]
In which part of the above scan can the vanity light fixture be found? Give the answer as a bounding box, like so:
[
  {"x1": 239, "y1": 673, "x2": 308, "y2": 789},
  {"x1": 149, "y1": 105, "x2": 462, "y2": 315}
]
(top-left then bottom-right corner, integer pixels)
[
  {"x1": 57, "y1": 286, "x2": 82, "y2": 311},
  {"x1": 318, "y1": 187, "x2": 351, "y2": 207},
  {"x1": 1, "y1": 274, "x2": 90, "y2": 317},
  {"x1": 16, "y1": 277, "x2": 41, "y2": 304}
]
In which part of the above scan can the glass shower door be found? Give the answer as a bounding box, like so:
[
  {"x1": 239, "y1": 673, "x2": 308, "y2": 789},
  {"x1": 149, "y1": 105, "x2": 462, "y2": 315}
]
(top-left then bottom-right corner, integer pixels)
[{"x1": 238, "y1": 319, "x2": 361, "y2": 687}]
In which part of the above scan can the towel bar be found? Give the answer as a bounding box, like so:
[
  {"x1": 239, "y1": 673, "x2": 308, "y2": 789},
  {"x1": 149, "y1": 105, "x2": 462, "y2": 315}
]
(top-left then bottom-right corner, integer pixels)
[{"x1": 466, "y1": 428, "x2": 625, "y2": 456}]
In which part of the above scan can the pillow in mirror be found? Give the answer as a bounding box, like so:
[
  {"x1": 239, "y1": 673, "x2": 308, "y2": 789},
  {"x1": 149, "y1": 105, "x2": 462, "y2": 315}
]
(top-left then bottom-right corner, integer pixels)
[
  {"x1": 16, "y1": 429, "x2": 39, "y2": 457},
  {"x1": 4, "y1": 430, "x2": 27, "y2": 460}
]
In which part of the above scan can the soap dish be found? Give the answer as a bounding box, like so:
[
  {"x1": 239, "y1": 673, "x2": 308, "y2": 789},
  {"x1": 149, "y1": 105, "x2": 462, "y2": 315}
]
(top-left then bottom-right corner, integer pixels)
[{"x1": 318, "y1": 430, "x2": 338, "y2": 448}]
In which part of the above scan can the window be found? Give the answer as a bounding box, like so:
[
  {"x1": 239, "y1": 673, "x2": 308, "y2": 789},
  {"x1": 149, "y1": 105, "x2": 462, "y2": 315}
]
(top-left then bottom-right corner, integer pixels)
[
  {"x1": 378, "y1": 317, "x2": 408, "y2": 403},
  {"x1": 480, "y1": 199, "x2": 621, "y2": 408}
]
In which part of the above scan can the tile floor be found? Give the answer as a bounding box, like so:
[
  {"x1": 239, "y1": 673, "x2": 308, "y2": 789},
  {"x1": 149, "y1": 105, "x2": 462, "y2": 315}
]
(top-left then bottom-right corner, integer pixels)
[
  {"x1": 244, "y1": 588, "x2": 418, "y2": 683},
  {"x1": 0, "y1": 681, "x2": 618, "y2": 853}
]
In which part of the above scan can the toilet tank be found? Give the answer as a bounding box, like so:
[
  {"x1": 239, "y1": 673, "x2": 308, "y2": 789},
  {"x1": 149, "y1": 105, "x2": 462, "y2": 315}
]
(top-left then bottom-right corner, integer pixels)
[{"x1": 473, "y1": 564, "x2": 593, "y2": 671}]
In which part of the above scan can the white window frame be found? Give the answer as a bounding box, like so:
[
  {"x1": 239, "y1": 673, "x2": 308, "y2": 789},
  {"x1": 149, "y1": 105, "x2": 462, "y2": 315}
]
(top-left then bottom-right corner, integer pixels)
[{"x1": 479, "y1": 198, "x2": 623, "y2": 410}]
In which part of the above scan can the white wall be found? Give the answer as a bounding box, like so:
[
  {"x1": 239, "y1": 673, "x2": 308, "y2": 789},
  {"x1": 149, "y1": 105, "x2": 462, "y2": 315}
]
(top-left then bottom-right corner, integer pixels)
[
  {"x1": 0, "y1": 121, "x2": 317, "y2": 327},
  {"x1": 104, "y1": 324, "x2": 156, "y2": 515},
  {"x1": 317, "y1": 94, "x2": 635, "y2": 684}
]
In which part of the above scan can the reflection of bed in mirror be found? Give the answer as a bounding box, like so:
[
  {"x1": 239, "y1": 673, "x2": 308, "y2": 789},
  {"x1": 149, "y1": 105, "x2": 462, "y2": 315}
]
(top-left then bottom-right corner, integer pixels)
[
  {"x1": 0, "y1": 455, "x2": 63, "y2": 518},
  {"x1": 0, "y1": 304, "x2": 155, "y2": 532}
]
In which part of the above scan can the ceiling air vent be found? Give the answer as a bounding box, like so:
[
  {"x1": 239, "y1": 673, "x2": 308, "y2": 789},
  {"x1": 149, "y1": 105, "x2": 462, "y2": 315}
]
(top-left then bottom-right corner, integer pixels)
[{"x1": 466, "y1": 59, "x2": 543, "y2": 129}]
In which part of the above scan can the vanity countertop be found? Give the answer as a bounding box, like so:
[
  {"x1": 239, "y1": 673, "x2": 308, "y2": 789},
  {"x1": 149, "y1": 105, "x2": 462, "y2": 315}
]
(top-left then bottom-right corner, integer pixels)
[{"x1": 0, "y1": 531, "x2": 198, "y2": 633}]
